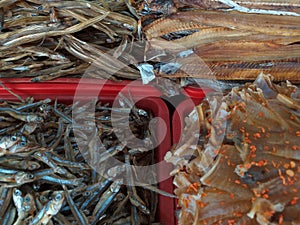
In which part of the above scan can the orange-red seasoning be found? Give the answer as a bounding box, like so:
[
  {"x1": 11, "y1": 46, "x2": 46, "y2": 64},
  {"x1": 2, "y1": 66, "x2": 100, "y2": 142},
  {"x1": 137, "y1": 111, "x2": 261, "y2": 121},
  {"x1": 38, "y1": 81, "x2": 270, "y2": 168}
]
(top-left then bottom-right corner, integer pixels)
[
  {"x1": 258, "y1": 112, "x2": 264, "y2": 117},
  {"x1": 257, "y1": 126, "x2": 265, "y2": 133},
  {"x1": 253, "y1": 133, "x2": 261, "y2": 138},
  {"x1": 278, "y1": 169, "x2": 287, "y2": 186},
  {"x1": 279, "y1": 214, "x2": 284, "y2": 224},
  {"x1": 234, "y1": 179, "x2": 241, "y2": 184},
  {"x1": 182, "y1": 197, "x2": 190, "y2": 208},
  {"x1": 263, "y1": 194, "x2": 269, "y2": 199},
  {"x1": 249, "y1": 145, "x2": 256, "y2": 152},
  {"x1": 290, "y1": 197, "x2": 298, "y2": 205},
  {"x1": 228, "y1": 219, "x2": 235, "y2": 225},
  {"x1": 197, "y1": 200, "x2": 206, "y2": 208}
]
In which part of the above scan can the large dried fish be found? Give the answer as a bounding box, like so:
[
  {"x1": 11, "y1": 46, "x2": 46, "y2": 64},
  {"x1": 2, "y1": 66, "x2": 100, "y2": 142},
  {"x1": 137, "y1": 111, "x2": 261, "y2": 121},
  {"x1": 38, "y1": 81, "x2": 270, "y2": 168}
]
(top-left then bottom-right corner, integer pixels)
[
  {"x1": 166, "y1": 73, "x2": 300, "y2": 224},
  {"x1": 144, "y1": 8, "x2": 300, "y2": 81}
]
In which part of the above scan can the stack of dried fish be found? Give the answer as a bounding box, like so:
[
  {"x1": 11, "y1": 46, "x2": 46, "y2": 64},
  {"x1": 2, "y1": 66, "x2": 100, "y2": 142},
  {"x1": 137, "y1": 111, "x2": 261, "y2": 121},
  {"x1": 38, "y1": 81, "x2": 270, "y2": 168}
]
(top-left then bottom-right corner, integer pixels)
[
  {"x1": 1, "y1": 0, "x2": 300, "y2": 82},
  {"x1": 143, "y1": 0, "x2": 300, "y2": 82},
  {"x1": 0, "y1": 94, "x2": 162, "y2": 224},
  {"x1": 0, "y1": 0, "x2": 141, "y2": 81},
  {"x1": 165, "y1": 73, "x2": 300, "y2": 224}
]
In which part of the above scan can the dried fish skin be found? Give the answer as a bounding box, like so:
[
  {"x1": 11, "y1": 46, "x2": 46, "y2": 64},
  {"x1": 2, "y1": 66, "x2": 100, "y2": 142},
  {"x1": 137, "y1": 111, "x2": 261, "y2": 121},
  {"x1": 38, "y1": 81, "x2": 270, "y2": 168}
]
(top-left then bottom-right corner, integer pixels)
[
  {"x1": 200, "y1": 145, "x2": 253, "y2": 198},
  {"x1": 144, "y1": 7, "x2": 300, "y2": 82},
  {"x1": 169, "y1": 73, "x2": 300, "y2": 225}
]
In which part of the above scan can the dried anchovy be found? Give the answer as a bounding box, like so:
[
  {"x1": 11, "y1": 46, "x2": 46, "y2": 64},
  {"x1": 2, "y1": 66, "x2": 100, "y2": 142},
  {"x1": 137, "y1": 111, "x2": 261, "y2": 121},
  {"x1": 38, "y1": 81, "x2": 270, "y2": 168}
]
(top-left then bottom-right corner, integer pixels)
[
  {"x1": 0, "y1": 94, "x2": 168, "y2": 224},
  {"x1": 166, "y1": 73, "x2": 300, "y2": 224},
  {"x1": 0, "y1": 0, "x2": 140, "y2": 80}
]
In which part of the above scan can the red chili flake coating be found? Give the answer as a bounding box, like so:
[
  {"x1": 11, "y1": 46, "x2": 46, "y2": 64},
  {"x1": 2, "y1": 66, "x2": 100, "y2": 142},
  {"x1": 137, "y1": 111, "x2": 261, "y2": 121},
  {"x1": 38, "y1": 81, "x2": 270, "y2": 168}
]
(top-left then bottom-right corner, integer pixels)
[
  {"x1": 263, "y1": 194, "x2": 269, "y2": 199},
  {"x1": 278, "y1": 169, "x2": 287, "y2": 186},
  {"x1": 279, "y1": 214, "x2": 284, "y2": 224},
  {"x1": 227, "y1": 219, "x2": 235, "y2": 225},
  {"x1": 257, "y1": 126, "x2": 266, "y2": 133},
  {"x1": 258, "y1": 112, "x2": 264, "y2": 117},
  {"x1": 290, "y1": 197, "x2": 298, "y2": 205},
  {"x1": 253, "y1": 133, "x2": 261, "y2": 138}
]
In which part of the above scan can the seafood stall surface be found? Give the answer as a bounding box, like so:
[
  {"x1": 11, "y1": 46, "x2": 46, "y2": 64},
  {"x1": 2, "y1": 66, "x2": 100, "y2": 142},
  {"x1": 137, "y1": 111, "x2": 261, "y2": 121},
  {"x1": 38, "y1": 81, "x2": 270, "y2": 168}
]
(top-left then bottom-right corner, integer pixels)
[
  {"x1": 0, "y1": 94, "x2": 164, "y2": 224},
  {"x1": 166, "y1": 74, "x2": 300, "y2": 224}
]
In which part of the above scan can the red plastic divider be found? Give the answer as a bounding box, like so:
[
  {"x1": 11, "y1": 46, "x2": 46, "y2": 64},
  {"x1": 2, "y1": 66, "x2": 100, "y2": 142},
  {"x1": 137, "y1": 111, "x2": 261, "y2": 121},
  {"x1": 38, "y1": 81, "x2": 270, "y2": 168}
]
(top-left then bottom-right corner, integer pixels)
[
  {"x1": 0, "y1": 78, "x2": 175, "y2": 225},
  {"x1": 182, "y1": 86, "x2": 207, "y2": 106},
  {"x1": 172, "y1": 99, "x2": 199, "y2": 145}
]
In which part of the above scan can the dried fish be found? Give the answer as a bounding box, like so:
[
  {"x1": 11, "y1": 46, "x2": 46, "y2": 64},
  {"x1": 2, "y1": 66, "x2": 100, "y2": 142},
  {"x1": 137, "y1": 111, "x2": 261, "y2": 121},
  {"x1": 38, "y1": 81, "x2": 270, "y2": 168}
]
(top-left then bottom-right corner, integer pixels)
[
  {"x1": 166, "y1": 73, "x2": 300, "y2": 224},
  {"x1": 0, "y1": 92, "x2": 171, "y2": 224},
  {"x1": 144, "y1": 8, "x2": 300, "y2": 81},
  {"x1": 0, "y1": 0, "x2": 140, "y2": 80}
]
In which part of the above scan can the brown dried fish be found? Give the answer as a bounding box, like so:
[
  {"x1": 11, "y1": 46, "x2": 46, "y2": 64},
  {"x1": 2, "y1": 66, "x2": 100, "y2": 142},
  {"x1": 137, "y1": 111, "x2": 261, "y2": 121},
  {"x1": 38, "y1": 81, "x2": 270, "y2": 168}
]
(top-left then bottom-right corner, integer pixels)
[{"x1": 166, "y1": 73, "x2": 300, "y2": 225}]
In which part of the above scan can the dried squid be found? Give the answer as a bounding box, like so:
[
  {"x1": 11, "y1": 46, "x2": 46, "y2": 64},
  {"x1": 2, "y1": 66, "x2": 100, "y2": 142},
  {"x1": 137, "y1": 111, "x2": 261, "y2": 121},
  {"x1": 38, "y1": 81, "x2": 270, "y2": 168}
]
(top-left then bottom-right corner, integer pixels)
[{"x1": 166, "y1": 73, "x2": 300, "y2": 225}]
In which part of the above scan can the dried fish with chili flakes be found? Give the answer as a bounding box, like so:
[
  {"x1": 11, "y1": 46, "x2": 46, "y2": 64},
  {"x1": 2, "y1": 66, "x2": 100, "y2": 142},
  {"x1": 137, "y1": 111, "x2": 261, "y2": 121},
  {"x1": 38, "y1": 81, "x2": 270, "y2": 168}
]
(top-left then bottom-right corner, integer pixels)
[{"x1": 166, "y1": 73, "x2": 300, "y2": 224}]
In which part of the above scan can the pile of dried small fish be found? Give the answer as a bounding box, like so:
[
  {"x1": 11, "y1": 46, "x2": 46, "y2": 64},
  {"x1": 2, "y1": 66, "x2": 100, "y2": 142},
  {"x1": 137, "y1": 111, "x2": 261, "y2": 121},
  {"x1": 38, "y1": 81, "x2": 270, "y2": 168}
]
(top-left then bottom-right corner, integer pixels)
[
  {"x1": 142, "y1": 0, "x2": 300, "y2": 82},
  {"x1": 0, "y1": 0, "x2": 142, "y2": 81},
  {"x1": 0, "y1": 94, "x2": 163, "y2": 224},
  {"x1": 165, "y1": 73, "x2": 300, "y2": 224}
]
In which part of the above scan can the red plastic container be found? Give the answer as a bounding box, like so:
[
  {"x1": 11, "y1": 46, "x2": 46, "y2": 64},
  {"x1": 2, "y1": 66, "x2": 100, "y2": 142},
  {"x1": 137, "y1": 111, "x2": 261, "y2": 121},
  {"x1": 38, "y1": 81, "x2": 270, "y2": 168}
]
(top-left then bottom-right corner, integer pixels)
[
  {"x1": 0, "y1": 78, "x2": 175, "y2": 225},
  {"x1": 172, "y1": 98, "x2": 199, "y2": 145},
  {"x1": 182, "y1": 86, "x2": 208, "y2": 106}
]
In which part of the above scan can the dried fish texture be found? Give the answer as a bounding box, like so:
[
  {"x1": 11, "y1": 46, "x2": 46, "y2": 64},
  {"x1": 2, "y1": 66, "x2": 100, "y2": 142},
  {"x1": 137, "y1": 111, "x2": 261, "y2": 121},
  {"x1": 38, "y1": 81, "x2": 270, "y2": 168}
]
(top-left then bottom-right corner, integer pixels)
[
  {"x1": 144, "y1": 9, "x2": 300, "y2": 81},
  {"x1": 173, "y1": 0, "x2": 300, "y2": 15},
  {"x1": 0, "y1": 94, "x2": 164, "y2": 224},
  {"x1": 166, "y1": 73, "x2": 300, "y2": 224},
  {"x1": 0, "y1": 0, "x2": 140, "y2": 80}
]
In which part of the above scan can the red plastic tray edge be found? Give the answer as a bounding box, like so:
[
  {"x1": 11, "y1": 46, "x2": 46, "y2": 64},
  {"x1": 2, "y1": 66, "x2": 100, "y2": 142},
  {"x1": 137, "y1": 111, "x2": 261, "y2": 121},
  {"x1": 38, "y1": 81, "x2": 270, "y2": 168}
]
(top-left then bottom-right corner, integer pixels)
[
  {"x1": 0, "y1": 78, "x2": 161, "y2": 98},
  {"x1": 182, "y1": 86, "x2": 212, "y2": 105},
  {"x1": 0, "y1": 79, "x2": 175, "y2": 225}
]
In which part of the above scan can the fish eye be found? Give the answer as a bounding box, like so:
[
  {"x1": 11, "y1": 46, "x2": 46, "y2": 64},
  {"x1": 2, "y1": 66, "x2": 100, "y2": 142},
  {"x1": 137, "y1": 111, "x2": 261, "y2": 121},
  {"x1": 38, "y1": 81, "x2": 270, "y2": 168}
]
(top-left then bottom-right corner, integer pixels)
[
  {"x1": 40, "y1": 104, "x2": 47, "y2": 110},
  {"x1": 40, "y1": 196, "x2": 47, "y2": 202},
  {"x1": 24, "y1": 196, "x2": 31, "y2": 202},
  {"x1": 27, "y1": 174, "x2": 34, "y2": 179},
  {"x1": 14, "y1": 189, "x2": 22, "y2": 196},
  {"x1": 19, "y1": 141, "x2": 26, "y2": 147},
  {"x1": 54, "y1": 193, "x2": 63, "y2": 201},
  {"x1": 36, "y1": 117, "x2": 43, "y2": 122},
  {"x1": 11, "y1": 136, "x2": 17, "y2": 141},
  {"x1": 83, "y1": 191, "x2": 91, "y2": 197}
]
